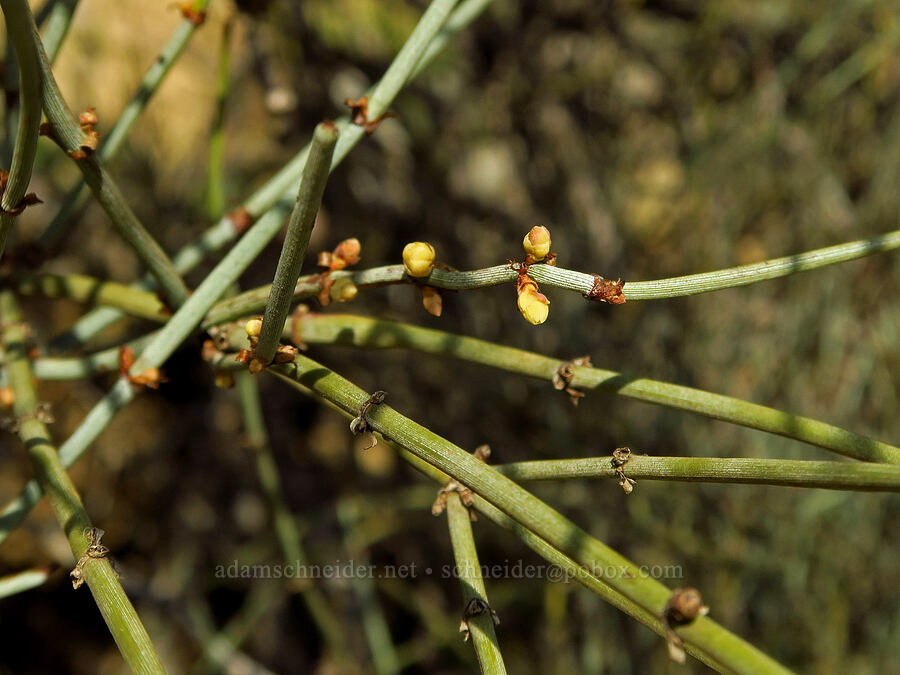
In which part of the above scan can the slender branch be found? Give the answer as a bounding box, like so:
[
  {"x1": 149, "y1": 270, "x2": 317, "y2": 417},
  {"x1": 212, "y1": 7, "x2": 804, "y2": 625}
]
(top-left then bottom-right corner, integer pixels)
[
  {"x1": 272, "y1": 313, "x2": 900, "y2": 464},
  {"x1": 39, "y1": 0, "x2": 212, "y2": 247},
  {"x1": 206, "y1": 15, "x2": 230, "y2": 221},
  {"x1": 252, "y1": 353, "x2": 788, "y2": 673},
  {"x1": 271, "y1": 374, "x2": 730, "y2": 671},
  {"x1": 32, "y1": 23, "x2": 191, "y2": 308},
  {"x1": 255, "y1": 121, "x2": 338, "y2": 364},
  {"x1": 47, "y1": 0, "x2": 486, "y2": 353},
  {"x1": 445, "y1": 493, "x2": 507, "y2": 674},
  {"x1": 234, "y1": 371, "x2": 352, "y2": 667},
  {"x1": 622, "y1": 228, "x2": 900, "y2": 300},
  {"x1": 0, "y1": 0, "x2": 477, "y2": 539},
  {"x1": 0, "y1": 291, "x2": 166, "y2": 673},
  {"x1": 336, "y1": 499, "x2": 401, "y2": 674},
  {"x1": 494, "y1": 456, "x2": 900, "y2": 492},
  {"x1": 0, "y1": 566, "x2": 51, "y2": 599},
  {"x1": 14, "y1": 272, "x2": 170, "y2": 322},
  {"x1": 35, "y1": 0, "x2": 79, "y2": 62},
  {"x1": 0, "y1": 0, "x2": 42, "y2": 260}
]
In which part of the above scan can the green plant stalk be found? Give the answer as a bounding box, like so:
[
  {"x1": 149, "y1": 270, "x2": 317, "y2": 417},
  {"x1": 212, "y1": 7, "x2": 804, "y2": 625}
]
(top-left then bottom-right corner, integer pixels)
[
  {"x1": 255, "y1": 121, "x2": 338, "y2": 364},
  {"x1": 35, "y1": 0, "x2": 79, "y2": 62},
  {"x1": 410, "y1": 0, "x2": 494, "y2": 80},
  {"x1": 33, "y1": 331, "x2": 158, "y2": 379},
  {"x1": 0, "y1": 0, "x2": 474, "y2": 536},
  {"x1": 270, "y1": 374, "x2": 730, "y2": 671},
  {"x1": 14, "y1": 272, "x2": 170, "y2": 321},
  {"x1": 336, "y1": 499, "x2": 401, "y2": 674},
  {"x1": 32, "y1": 25, "x2": 190, "y2": 309},
  {"x1": 48, "y1": 0, "x2": 480, "y2": 353},
  {"x1": 204, "y1": 225, "x2": 900, "y2": 321},
  {"x1": 39, "y1": 0, "x2": 212, "y2": 247},
  {"x1": 0, "y1": 0, "x2": 42, "y2": 260},
  {"x1": 445, "y1": 493, "x2": 507, "y2": 674},
  {"x1": 494, "y1": 456, "x2": 900, "y2": 491},
  {"x1": 206, "y1": 15, "x2": 230, "y2": 221},
  {"x1": 278, "y1": 314, "x2": 900, "y2": 464},
  {"x1": 0, "y1": 566, "x2": 51, "y2": 599},
  {"x1": 234, "y1": 371, "x2": 352, "y2": 667},
  {"x1": 0, "y1": 291, "x2": 166, "y2": 674},
  {"x1": 262, "y1": 356, "x2": 788, "y2": 673},
  {"x1": 0, "y1": 196, "x2": 299, "y2": 543}
]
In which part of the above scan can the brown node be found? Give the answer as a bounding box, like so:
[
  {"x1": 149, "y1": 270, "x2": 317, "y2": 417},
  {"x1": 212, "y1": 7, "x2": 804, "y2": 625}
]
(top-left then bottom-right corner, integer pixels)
[
  {"x1": 0, "y1": 170, "x2": 43, "y2": 216},
  {"x1": 345, "y1": 96, "x2": 398, "y2": 135},
  {"x1": 663, "y1": 587, "x2": 709, "y2": 663},
  {"x1": 459, "y1": 598, "x2": 500, "y2": 642},
  {"x1": 119, "y1": 346, "x2": 167, "y2": 389},
  {"x1": 584, "y1": 275, "x2": 626, "y2": 304},
  {"x1": 228, "y1": 207, "x2": 254, "y2": 234},
  {"x1": 552, "y1": 356, "x2": 592, "y2": 406},
  {"x1": 350, "y1": 390, "x2": 386, "y2": 450},
  {"x1": 431, "y1": 480, "x2": 476, "y2": 520},
  {"x1": 71, "y1": 527, "x2": 119, "y2": 589},
  {"x1": 172, "y1": 2, "x2": 207, "y2": 25},
  {"x1": 611, "y1": 446, "x2": 636, "y2": 494},
  {"x1": 71, "y1": 108, "x2": 100, "y2": 159}
]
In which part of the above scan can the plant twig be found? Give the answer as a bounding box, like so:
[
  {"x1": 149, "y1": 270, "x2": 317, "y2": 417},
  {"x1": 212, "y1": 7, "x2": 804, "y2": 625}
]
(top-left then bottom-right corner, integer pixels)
[
  {"x1": 275, "y1": 313, "x2": 900, "y2": 464},
  {"x1": 445, "y1": 493, "x2": 507, "y2": 674},
  {"x1": 0, "y1": 290, "x2": 166, "y2": 673},
  {"x1": 206, "y1": 14, "x2": 230, "y2": 221},
  {"x1": 47, "y1": 0, "x2": 482, "y2": 353},
  {"x1": 0, "y1": 0, "x2": 42, "y2": 260},
  {"x1": 39, "y1": 0, "x2": 212, "y2": 247},
  {"x1": 255, "y1": 121, "x2": 338, "y2": 364},
  {"x1": 234, "y1": 371, "x2": 351, "y2": 667},
  {"x1": 494, "y1": 456, "x2": 900, "y2": 491},
  {"x1": 253, "y1": 353, "x2": 788, "y2": 673},
  {"x1": 34, "y1": 0, "x2": 79, "y2": 62},
  {"x1": 32, "y1": 23, "x2": 190, "y2": 308}
]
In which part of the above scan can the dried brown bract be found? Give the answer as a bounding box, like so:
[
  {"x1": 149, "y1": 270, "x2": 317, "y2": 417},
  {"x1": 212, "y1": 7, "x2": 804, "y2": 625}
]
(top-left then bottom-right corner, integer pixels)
[
  {"x1": 119, "y1": 346, "x2": 167, "y2": 389},
  {"x1": 228, "y1": 207, "x2": 254, "y2": 234},
  {"x1": 663, "y1": 587, "x2": 709, "y2": 663},
  {"x1": 459, "y1": 598, "x2": 500, "y2": 641},
  {"x1": 350, "y1": 390, "x2": 386, "y2": 449},
  {"x1": 552, "y1": 356, "x2": 592, "y2": 405},
  {"x1": 584, "y1": 275, "x2": 626, "y2": 304},
  {"x1": 431, "y1": 480, "x2": 476, "y2": 520},
  {"x1": 345, "y1": 96, "x2": 398, "y2": 134},
  {"x1": 611, "y1": 447, "x2": 636, "y2": 494},
  {"x1": 0, "y1": 170, "x2": 42, "y2": 216},
  {"x1": 175, "y1": 1, "x2": 207, "y2": 25}
]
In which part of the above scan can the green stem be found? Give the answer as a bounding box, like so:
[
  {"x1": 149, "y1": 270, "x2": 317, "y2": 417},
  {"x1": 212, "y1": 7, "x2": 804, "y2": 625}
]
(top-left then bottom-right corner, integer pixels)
[
  {"x1": 35, "y1": 0, "x2": 79, "y2": 62},
  {"x1": 32, "y1": 331, "x2": 158, "y2": 380},
  {"x1": 14, "y1": 272, "x2": 170, "y2": 321},
  {"x1": 206, "y1": 15, "x2": 230, "y2": 221},
  {"x1": 280, "y1": 314, "x2": 900, "y2": 464},
  {"x1": 33, "y1": 25, "x2": 190, "y2": 308},
  {"x1": 0, "y1": 291, "x2": 166, "y2": 673},
  {"x1": 445, "y1": 493, "x2": 507, "y2": 674},
  {"x1": 39, "y1": 0, "x2": 212, "y2": 248},
  {"x1": 234, "y1": 371, "x2": 351, "y2": 667},
  {"x1": 48, "y1": 0, "x2": 481, "y2": 353},
  {"x1": 0, "y1": 566, "x2": 51, "y2": 598},
  {"x1": 255, "y1": 121, "x2": 338, "y2": 364},
  {"x1": 258, "y1": 354, "x2": 788, "y2": 673},
  {"x1": 0, "y1": 0, "x2": 42, "y2": 260},
  {"x1": 494, "y1": 456, "x2": 900, "y2": 491},
  {"x1": 270, "y1": 374, "x2": 730, "y2": 671}
]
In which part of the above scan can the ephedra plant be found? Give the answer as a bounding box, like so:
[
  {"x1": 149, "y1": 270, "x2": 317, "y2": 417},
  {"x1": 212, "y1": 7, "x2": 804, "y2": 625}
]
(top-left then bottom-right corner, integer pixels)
[{"x1": 0, "y1": 0, "x2": 898, "y2": 672}]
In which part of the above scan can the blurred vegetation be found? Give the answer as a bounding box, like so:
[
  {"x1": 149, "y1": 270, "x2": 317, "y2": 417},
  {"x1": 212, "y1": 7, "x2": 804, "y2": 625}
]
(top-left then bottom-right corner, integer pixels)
[{"x1": 1, "y1": 0, "x2": 899, "y2": 672}]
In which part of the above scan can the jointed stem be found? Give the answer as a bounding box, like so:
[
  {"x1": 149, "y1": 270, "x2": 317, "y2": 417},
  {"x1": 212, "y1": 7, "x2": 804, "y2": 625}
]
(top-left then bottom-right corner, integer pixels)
[
  {"x1": 255, "y1": 353, "x2": 788, "y2": 673},
  {"x1": 494, "y1": 456, "x2": 900, "y2": 491},
  {"x1": 0, "y1": 0, "x2": 42, "y2": 260},
  {"x1": 445, "y1": 493, "x2": 507, "y2": 674},
  {"x1": 0, "y1": 291, "x2": 165, "y2": 673}
]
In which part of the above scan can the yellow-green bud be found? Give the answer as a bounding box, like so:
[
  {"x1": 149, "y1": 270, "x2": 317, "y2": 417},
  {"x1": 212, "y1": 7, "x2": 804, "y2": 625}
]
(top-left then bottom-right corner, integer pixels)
[
  {"x1": 330, "y1": 277, "x2": 359, "y2": 302},
  {"x1": 523, "y1": 226, "x2": 551, "y2": 261},
  {"x1": 517, "y1": 286, "x2": 550, "y2": 325},
  {"x1": 402, "y1": 241, "x2": 436, "y2": 277},
  {"x1": 245, "y1": 317, "x2": 263, "y2": 338}
]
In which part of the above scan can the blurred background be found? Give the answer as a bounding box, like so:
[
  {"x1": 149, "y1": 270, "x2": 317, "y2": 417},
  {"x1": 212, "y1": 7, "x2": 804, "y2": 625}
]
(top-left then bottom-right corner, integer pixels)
[{"x1": 1, "y1": 0, "x2": 899, "y2": 672}]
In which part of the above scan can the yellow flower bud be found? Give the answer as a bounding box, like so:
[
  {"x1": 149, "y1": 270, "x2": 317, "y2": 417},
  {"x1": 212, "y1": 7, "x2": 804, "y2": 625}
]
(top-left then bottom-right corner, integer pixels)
[
  {"x1": 245, "y1": 317, "x2": 263, "y2": 338},
  {"x1": 214, "y1": 372, "x2": 235, "y2": 389},
  {"x1": 330, "y1": 277, "x2": 359, "y2": 303},
  {"x1": 523, "y1": 226, "x2": 551, "y2": 261},
  {"x1": 334, "y1": 237, "x2": 361, "y2": 266},
  {"x1": 402, "y1": 241, "x2": 436, "y2": 277},
  {"x1": 517, "y1": 286, "x2": 550, "y2": 325},
  {"x1": 421, "y1": 286, "x2": 442, "y2": 316}
]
